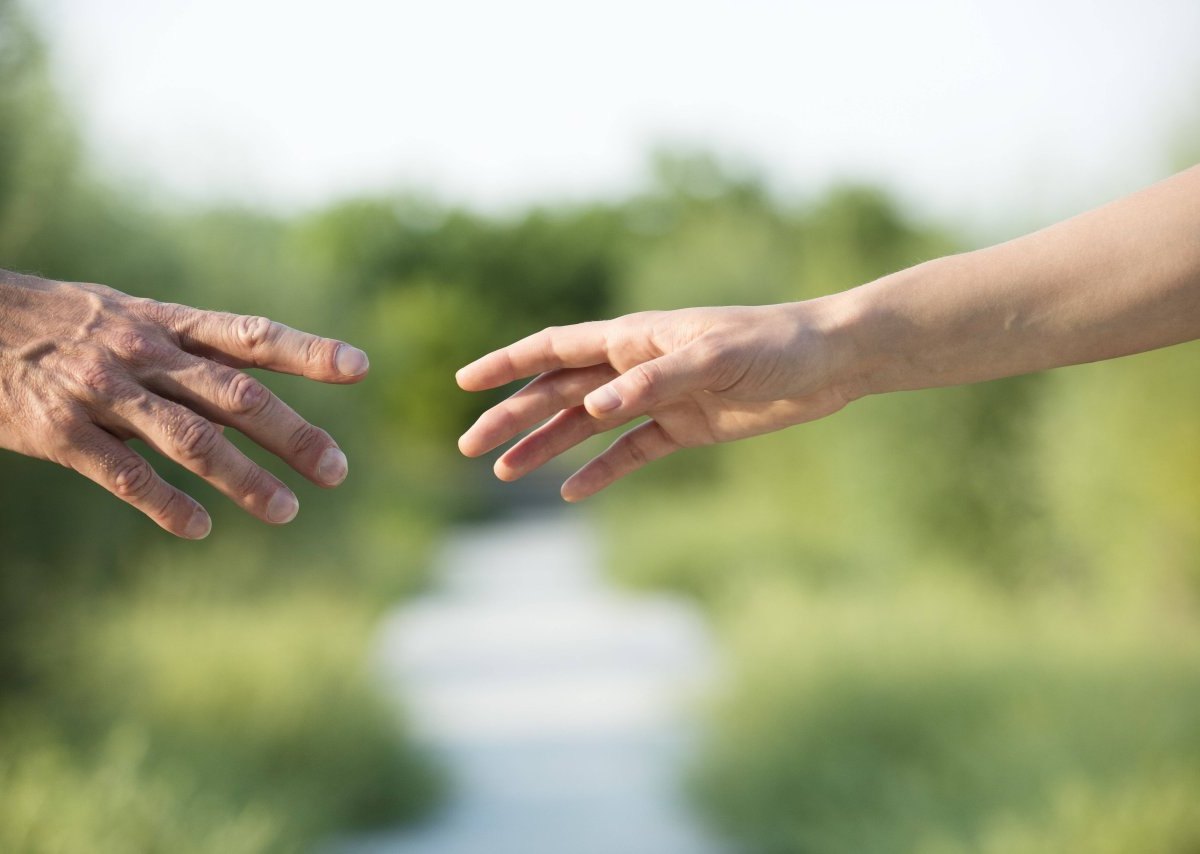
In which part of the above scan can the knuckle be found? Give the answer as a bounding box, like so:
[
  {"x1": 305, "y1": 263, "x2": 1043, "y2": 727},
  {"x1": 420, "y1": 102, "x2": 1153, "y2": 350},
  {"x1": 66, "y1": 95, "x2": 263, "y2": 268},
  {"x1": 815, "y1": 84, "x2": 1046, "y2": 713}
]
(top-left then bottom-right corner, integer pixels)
[
  {"x1": 156, "y1": 489, "x2": 182, "y2": 521},
  {"x1": 235, "y1": 465, "x2": 270, "y2": 500},
  {"x1": 287, "y1": 423, "x2": 329, "y2": 458},
  {"x1": 224, "y1": 372, "x2": 268, "y2": 415},
  {"x1": 589, "y1": 455, "x2": 615, "y2": 484},
  {"x1": 49, "y1": 414, "x2": 95, "y2": 464},
  {"x1": 495, "y1": 407, "x2": 521, "y2": 438},
  {"x1": 691, "y1": 336, "x2": 725, "y2": 368},
  {"x1": 625, "y1": 437, "x2": 651, "y2": 469},
  {"x1": 619, "y1": 312, "x2": 662, "y2": 339},
  {"x1": 690, "y1": 339, "x2": 729, "y2": 383},
  {"x1": 136, "y1": 299, "x2": 184, "y2": 327},
  {"x1": 304, "y1": 336, "x2": 337, "y2": 371},
  {"x1": 45, "y1": 401, "x2": 87, "y2": 433},
  {"x1": 58, "y1": 414, "x2": 94, "y2": 448},
  {"x1": 174, "y1": 414, "x2": 221, "y2": 465},
  {"x1": 112, "y1": 329, "x2": 168, "y2": 364},
  {"x1": 233, "y1": 315, "x2": 275, "y2": 351},
  {"x1": 537, "y1": 328, "x2": 561, "y2": 358},
  {"x1": 73, "y1": 357, "x2": 127, "y2": 400},
  {"x1": 111, "y1": 456, "x2": 156, "y2": 501},
  {"x1": 627, "y1": 362, "x2": 661, "y2": 396}
]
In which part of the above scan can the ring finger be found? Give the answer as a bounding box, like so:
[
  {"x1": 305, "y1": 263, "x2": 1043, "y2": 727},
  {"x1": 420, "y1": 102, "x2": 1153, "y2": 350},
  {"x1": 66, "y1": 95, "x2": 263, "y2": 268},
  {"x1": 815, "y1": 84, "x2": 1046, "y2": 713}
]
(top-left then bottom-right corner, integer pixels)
[
  {"x1": 495, "y1": 405, "x2": 628, "y2": 481},
  {"x1": 106, "y1": 392, "x2": 301, "y2": 525},
  {"x1": 460, "y1": 364, "x2": 619, "y2": 457}
]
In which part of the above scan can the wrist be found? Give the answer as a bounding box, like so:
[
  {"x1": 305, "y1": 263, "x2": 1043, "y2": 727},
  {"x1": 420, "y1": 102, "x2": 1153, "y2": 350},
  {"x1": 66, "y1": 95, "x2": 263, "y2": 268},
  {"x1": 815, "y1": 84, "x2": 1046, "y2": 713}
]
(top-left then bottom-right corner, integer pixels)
[
  {"x1": 794, "y1": 288, "x2": 878, "y2": 405},
  {"x1": 811, "y1": 259, "x2": 940, "y2": 402}
]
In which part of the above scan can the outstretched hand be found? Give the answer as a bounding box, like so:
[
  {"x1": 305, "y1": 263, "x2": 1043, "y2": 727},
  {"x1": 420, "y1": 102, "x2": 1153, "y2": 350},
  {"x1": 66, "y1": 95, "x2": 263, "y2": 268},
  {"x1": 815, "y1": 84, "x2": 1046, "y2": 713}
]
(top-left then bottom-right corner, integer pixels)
[
  {"x1": 457, "y1": 302, "x2": 854, "y2": 500},
  {"x1": 0, "y1": 272, "x2": 369, "y2": 538}
]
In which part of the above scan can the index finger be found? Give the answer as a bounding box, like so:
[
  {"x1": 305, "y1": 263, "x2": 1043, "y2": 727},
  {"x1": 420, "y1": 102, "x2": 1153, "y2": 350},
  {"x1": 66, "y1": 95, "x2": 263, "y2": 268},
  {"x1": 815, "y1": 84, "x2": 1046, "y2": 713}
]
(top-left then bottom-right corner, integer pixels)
[
  {"x1": 456, "y1": 321, "x2": 612, "y2": 391},
  {"x1": 160, "y1": 305, "x2": 370, "y2": 384}
]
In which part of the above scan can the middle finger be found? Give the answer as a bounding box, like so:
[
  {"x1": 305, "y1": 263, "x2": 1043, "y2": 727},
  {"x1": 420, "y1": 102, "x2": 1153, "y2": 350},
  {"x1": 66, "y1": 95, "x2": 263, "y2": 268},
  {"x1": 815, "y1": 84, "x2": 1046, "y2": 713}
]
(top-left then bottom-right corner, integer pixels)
[
  {"x1": 151, "y1": 355, "x2": 347, "y2": 488},
  {"x1": 108, "y1": 392, "x2": 300, "y2": 525}
]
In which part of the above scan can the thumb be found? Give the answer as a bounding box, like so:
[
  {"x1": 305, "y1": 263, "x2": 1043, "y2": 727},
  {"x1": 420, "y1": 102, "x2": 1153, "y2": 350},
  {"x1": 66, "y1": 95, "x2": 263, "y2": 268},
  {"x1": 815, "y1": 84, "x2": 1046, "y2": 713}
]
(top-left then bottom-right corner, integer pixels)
[{"x1": 583, "y1": 345, "x2": 714, "y2": 419}]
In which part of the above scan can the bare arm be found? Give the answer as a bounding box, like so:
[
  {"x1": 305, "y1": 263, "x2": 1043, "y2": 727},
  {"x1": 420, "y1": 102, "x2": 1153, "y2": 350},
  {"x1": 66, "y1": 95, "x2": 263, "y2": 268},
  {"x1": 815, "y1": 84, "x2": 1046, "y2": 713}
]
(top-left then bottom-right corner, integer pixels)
[
  {"x1": 843, "y1": 163, "x2": 1200, "y2": 395},
  {"x1": 0, "y1": 270, "x2": 370, "y2": 538},
  {"x1": 457, "y1": 165, "x2": 1200, "y2": 499}
]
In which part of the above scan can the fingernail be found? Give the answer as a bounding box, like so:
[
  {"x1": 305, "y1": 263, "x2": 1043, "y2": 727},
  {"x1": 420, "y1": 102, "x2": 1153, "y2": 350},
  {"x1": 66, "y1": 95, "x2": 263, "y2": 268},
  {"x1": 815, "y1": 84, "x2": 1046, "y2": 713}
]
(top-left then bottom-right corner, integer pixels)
[
  {"x1": 185, "y1": 508, "x2": 212, "y2": 540},
  {"x1": 336, "y1": 345, "x2": 370, "y2": 377},
  {"x1": 586, "y1": 386, "x2": 621, "y2": 414},
  {"x1": 560, "y1": 478, "x2": 583, "y2": 503},
  {"x1": 266, "y1": 490, "x2": 300, "y2": 524},
  {"x1": 317, "y1": 447, "x2": 348, "y2": 485}
]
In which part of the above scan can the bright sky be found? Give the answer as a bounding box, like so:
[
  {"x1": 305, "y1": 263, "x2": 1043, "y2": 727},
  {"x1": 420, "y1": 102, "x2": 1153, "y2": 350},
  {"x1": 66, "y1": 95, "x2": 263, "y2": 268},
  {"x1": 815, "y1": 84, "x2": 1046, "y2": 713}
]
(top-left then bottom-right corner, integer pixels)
[{"x1": 34, "y1": 0, "x2": 1200, "y2": 232}]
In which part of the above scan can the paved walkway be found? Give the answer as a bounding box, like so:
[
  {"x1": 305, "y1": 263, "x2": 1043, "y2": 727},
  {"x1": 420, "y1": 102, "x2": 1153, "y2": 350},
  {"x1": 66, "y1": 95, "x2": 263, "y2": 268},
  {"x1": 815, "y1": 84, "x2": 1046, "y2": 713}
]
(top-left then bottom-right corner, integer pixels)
[{"x1": 341, "y1": 511, "x2": 723, "y2": 854}]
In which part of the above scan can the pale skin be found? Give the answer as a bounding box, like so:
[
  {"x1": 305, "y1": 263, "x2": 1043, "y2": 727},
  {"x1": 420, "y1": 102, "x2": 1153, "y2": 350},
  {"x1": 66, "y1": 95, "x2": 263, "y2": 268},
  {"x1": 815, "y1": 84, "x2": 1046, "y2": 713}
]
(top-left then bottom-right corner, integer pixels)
[
  {"x1": 458, "y1": 164, "x2": 1200, "y2": 500},
  {"x1": 0, "y1": 269, "x2": 369, "y2": 539}
]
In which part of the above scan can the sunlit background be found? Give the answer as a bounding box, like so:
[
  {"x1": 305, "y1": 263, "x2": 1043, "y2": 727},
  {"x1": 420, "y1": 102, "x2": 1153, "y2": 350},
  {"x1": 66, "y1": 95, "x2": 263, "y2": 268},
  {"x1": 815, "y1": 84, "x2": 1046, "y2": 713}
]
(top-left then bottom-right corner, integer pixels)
[
  {"x1": 32, "y1": 0, "x2": 1200, "y2": 226},
  {"x1": 3, "y1": 0, "x2": 1200, "y2": 851}
]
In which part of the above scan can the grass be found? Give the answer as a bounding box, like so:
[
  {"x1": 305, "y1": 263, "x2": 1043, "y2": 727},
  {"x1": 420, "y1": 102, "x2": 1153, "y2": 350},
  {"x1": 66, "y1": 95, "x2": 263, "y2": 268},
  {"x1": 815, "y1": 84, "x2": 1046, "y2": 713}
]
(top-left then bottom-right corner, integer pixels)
[
  {"x1": 688, "y1": 579, "x2": 1200, "y2": 854},
  {"x1": 0, "y1": 554, "x2": 442, "y2": 854},
  {"x1": 0, "y1": 721, "x2": 285, "y2": 854}
]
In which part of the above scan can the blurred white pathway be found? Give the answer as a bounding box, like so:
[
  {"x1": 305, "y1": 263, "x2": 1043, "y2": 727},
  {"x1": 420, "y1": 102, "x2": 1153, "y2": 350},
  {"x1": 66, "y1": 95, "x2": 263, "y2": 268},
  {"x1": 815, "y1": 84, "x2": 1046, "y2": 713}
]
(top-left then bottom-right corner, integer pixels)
[{"x1": 341, "y1": 511, "x2": 723, "y2": 854}]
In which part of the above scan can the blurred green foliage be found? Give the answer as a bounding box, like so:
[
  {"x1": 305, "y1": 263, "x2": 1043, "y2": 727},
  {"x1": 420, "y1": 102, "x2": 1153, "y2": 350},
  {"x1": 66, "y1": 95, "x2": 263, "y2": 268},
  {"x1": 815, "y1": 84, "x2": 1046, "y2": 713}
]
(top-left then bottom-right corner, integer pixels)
[
  {"x1": 5, "y1": 0, "x2": 1200, "y2": 850},
  {"x1": 687, "y1": 582, "x2": 1200, "y2": 854}
]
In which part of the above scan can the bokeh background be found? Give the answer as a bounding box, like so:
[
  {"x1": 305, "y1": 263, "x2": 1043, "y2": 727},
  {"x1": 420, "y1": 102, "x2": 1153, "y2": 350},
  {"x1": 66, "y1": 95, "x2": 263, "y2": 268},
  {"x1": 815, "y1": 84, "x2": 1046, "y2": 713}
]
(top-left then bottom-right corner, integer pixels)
[{"x1": 3, "y1": 0, "x2": 1200, "y2": 851}]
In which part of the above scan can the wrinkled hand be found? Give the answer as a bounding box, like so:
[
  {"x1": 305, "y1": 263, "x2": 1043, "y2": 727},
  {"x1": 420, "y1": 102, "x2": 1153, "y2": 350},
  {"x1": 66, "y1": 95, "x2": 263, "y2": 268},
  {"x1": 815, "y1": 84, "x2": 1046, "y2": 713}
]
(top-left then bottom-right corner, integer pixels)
[
  {"x1": 457, "y1": 302, "x2": 854, "y2": 500},
  {"x1": 0, "y1": 272, "x2": 369, "y2": 538}
]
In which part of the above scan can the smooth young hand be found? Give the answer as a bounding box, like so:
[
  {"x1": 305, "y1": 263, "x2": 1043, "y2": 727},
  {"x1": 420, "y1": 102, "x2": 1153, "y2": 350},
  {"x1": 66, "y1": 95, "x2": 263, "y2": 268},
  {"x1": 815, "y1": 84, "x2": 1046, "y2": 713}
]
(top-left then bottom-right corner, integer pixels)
[
  {"x1": 0, "y1": 272, "x2": 370, "y2": 538},
  {"x1": 456, "y1": 301, "x2": 854, "y2": 500},
  {"x1": 460, "y1": 165, "x2": 1200, "y2": 501}
]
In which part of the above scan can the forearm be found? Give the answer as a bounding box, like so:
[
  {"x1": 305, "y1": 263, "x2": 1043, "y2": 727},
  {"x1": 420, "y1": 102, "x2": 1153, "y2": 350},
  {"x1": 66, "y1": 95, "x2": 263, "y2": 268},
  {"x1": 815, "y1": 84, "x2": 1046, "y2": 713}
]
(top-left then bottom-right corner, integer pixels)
[{"x1": 834, "y1": 164, "x2": 1200, "y2": 397}]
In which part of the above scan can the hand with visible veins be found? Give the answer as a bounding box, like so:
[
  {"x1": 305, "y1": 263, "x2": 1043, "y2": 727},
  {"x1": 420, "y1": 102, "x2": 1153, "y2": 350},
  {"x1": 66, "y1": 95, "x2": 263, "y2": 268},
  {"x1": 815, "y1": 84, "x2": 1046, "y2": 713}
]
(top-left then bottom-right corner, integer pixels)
[
  {"x1": 458, "y1": 164, "x2": 1200, "y2": 500},
  {"x1": 0, "y1": 269, "x2": 369, "y2": 539}
]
